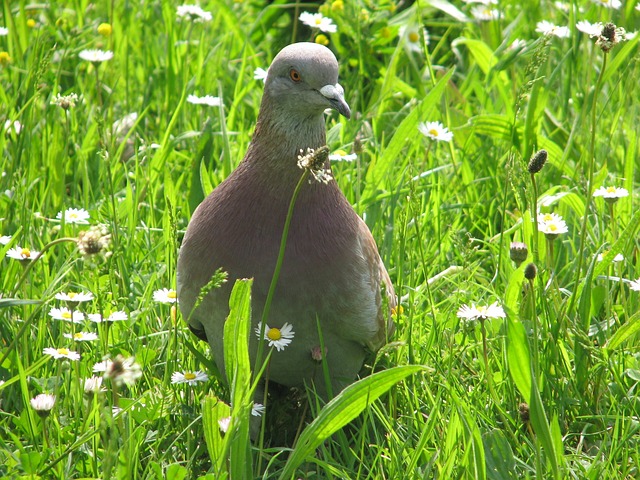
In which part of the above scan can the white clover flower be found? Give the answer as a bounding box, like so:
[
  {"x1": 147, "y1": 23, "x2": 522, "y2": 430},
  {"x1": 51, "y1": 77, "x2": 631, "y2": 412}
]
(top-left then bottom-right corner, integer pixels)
[
  {"x1": 153, "y1": 288, "x2": 178, "y2": 304},
  {"x1": 576, "y1": 20, "x2": 604, "y2": 37},
  {"x1": 536, "y1": 21, "x2": 570, "y2": 38},
  {"x1": 49, "y1": 307, "x2": 86, "y2": 324},
  {"x1": 254, "y1": 67, "x2": 268, "y2": 82},
  {"x1": 30, "y1": 394, "x2": 56, "y2": 416},
  {"x1": 255, "y1": 322, "x2": 295, "y2": 351},
  {"x1": 56, "y1": 207, "x2": 90, "y2": 225},
  {"x1": 592, "y1": 0, "x2": 621, "y2": 9},
  {"x1": 418, "y1": 121, "x2": 454, "y2": 142},
  {"x1": 54, "y1": 291, "x2": 94, "y2": 303},
  {"x1": 252, "y1": 403, "x2": 265, "y2": 417},
  {"x1": 299, "y1": 12, "x2": 337, "y2": 33},
  {"x1": 78, "y1": 49, "x2": 114, "y2": 63},
  {"x1": 538, "y1": 212, "x2": 569, "y2": 236},
  {"x1": 329, "y1": 150, "x2": 357, "y2": 162},
  {"x1": 470, "y1": 5, "x2": 501, "y2": 21},
  {"x1": 43, "y1": 347, "x2": 81, "y2": 361},
  {"x1": 176, "y1": 4, "x2": 212, "y2": 22},
  {"x1": 6, "y1": 246, "x2": 40, "y2": 261},
  {"x1": 187, "y1": 94, "x2": 223, "y2": 107},
  {"x1": 64, "y1": 332, "x2": 99, "y2": 342},
  {"x1": 457, "y1": 302, "x2": 506, "y2": 322},
  {"x1": 171, "y1": 370, "x2": 209, "y2": 385},
  {"x1": 0, "y1": 235, "x2": 11, "y2": 245}
]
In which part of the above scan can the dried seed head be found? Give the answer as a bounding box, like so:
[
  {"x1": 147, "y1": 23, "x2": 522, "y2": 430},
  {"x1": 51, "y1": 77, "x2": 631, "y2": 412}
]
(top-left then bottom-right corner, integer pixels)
[
  {"x1": 596, "y1": 23, "x2": 626, "y2": 53},
  {"x1": 518, "y1": 402, "x2": 530, "y2": 423},
  {"x1": 527, "y1": 149, "x2": 547, "y2": 174},
  {"x1": 509, "y1": 242, "x2": 529, "y2": 267},
  {"x1": 524, "y1": 262, "x2": 538, "y2": 280}
]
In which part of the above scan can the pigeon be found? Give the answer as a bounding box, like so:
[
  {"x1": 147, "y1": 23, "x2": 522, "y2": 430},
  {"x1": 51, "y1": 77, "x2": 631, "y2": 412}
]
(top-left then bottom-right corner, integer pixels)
[{"x1": 177, "y1": 42, "x2": 395, "y2": 402}]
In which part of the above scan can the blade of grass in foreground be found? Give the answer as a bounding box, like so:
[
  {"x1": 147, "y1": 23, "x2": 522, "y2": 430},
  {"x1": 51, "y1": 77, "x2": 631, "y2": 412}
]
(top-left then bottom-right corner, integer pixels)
[{"x1": 278, "y1": 365, "x2": 426, "y2": 479}]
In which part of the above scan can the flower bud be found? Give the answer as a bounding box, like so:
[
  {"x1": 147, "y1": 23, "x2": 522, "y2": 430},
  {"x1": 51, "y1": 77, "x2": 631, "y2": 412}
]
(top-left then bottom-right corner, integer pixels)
[{"x1": 509, "y1": 242, "x2": 529, "y2": 267}]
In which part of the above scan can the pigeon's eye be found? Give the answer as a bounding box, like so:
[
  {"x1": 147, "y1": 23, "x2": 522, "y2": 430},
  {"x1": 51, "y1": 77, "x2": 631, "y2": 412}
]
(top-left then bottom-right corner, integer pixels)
[{"x1": 289, "y1": 69, "x2": 302, "y2": 82}]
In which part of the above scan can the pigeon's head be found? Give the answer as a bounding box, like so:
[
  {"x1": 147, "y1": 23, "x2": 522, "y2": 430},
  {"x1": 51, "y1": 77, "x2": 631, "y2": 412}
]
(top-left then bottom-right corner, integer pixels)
[{"x1": 264, "y1": 43, "x2": 351, "y2": 120}]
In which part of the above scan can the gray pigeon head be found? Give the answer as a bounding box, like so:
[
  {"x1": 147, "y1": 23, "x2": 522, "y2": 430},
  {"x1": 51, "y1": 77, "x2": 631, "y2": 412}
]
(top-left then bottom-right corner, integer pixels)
[{"x1": 264, "y1": 42, "x2": 351, "y2": 119}]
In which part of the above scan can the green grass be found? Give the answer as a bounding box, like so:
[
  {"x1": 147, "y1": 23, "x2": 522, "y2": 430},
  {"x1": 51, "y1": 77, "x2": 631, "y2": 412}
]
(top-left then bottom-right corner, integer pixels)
[{"x1": 1, "y1": 0, "x2": 640, "y2": 478}]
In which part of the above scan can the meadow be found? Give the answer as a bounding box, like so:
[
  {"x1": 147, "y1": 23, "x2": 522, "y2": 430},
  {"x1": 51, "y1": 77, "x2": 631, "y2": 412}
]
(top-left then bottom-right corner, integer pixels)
[{"x1": 1, "y1": 0, "x2": 640, "y2": 478}]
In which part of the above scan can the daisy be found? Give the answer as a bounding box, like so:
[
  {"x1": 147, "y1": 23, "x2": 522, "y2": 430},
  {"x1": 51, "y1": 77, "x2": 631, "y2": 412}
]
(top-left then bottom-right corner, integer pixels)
[
  {"x1": 30, "y1": 394, "x2": 56, "y2": 417},
  {"x1": 299, "y1": 12, "x2": 337, "y2": 33},
  {"x1": 54, "y1": 291, "x2": 94, "y2": 303},
  {"x1": 78, "y1": 49, "x2": 114, "y2": 63},
  {"x1": 101, "y1": 355, "x2": 143, "y2": 387},
  {"x1": 56, "y1": 207, "x2": 90, "y2": 224},
  {"x1": 536, "y1": 21, "x2": 570, "y2": 38},
  {"x1": 252, "y1": 403, "x2": 265, "y2": 417},
  {"x1": 187, "y1": 94, "x2": 223, "y2": 107},
  {"x1": 418, "y1": 121, "x2": 454, "y2": 142},
  {"x1": 153, "y1": 288, "x2": 178, "y2": 303},
  {"x1": 329, "y1": 150, "x2": 357, "y2": 162},
  {"x1": 64, "y1": 332, "x2": 99, "y2": 342},
  {"x1": 629, "y1": 278, "x2": 640, "y2": 291},
  {"x1": 593, "y1": 185, "x2": 629, "y2": 203},
  {"x1": 470, "y1": 5, "x2": 501, "y2": 21},
  {"x1": 254, "y1": 67, "x2": 268, "y2": 82},
  {"x1": 399, "y1": 24, "x2": 429, "y2": 53},
  {"x1": 43, "y1": 347, "x2": 81, "y2": 361},
  {"x1": 0, "y1": 235, "x2": 12, "y2": 245},
  {"x1": 84, "y1": 376, "x2": 105, "y2": 395},
  {"x1": 592, "y1": 0, "x2": 621, "y2": 9},
  {"x1": 6, "y1": 246, "x2": 41, "y2": 261},
  {"x1": 49, "y1": 307, "x2": 86, "y2": 324},
  {"x1": 457, "y1": 302, "x2": 506, "y2": 322},
  {"x1": 255, "y1": 322, "x2": 295, "y2": 351},
  {"x1": 176, "y1": 4, "x2": 212, "y2": 22},
  {"x1": 171, "y1": 370, "x2": 209, "y2": 385},
  {"x1": 537, "y1": 212, "x2": 569, "y2": 236},
  {"x1": 576, "y1": 20, "x2": 603, "y2": 37}
]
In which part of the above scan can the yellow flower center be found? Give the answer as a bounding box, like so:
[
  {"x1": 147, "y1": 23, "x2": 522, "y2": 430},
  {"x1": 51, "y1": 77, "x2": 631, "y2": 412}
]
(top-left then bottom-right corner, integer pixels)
[
  {"x1": 315, "y1": 18, "x2": 323, "y2": 26},
  {"x1": 57, "y1": 348, "x2": 69, "y2": 355},
  {"x1": 184, "y1": 372, "x2": 196, "y2": 380},
  {"x1": 73, "y1": 333, "x2": 83, "y2": 339},
  {"x1": 477, "y1": 306, "x2": 488, "y2": 315},
  {"x1": 62, "y1": 312, "x2": 72, "y2": 319},
  {"x1": 542, "y1": 214, "x2": 553, "y2": 222},
  {"x1": 428, "y1": 129, "x2": 439, "y2": 136},
  {"x1": 548, "y1": 224, "x2": 558, "y2": 232},
  {"x1": 408, "y1": 31, "x2": 420, "y2": 43},
  {"x1": 20, "y1": 248, "x2": 32, "y2": 258},
  {"x1": 168, "y1": 290, "x2": 177, "y2": 299},
  {"x1": 606, "y1": 186, "x2": 616, "y2": 193},
  {"x1": 68, "y1": 292, "x2": 77, "y2": 299},
  {"x1": 267, "y1": 328, "x2": 281, "y2": 341}
]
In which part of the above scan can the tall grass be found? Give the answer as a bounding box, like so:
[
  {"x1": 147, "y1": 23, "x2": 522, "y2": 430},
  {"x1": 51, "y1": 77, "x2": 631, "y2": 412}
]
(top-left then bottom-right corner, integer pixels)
[{"x1": 1, "y1": 0, "x2": 639, "y2": 478}]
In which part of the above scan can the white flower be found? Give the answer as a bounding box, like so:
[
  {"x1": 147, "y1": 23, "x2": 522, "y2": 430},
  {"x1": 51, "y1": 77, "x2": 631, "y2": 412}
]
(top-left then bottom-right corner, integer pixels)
[
  {"x1": 254, "y1": 67, "x2": 268, "y2": 82},
  {"x1": 78, "y1": 49, "x2": 114, "y2": 63},
  {"x1": 187, "y1": 94, "x2": 223, "y2": 107},
  {"x1": 56, "y1": 207, "x2": 90, "y2": 224},
  {"x1": 64, "y1": 332, "x2": 99, "y2": 342},
  {"x1": 457, "y1": 302, "x2": 506, "y2": 322},
  {"x1": 0, "y1": 235, "x2": 11, "y2": 245},
  {"x1": 43, "y1": 347, "x2": 81, "y2": 361},
  {"x1": 554, "y1": 1, "x2": 570, "y2": 11},
  {"x1": 576, "y1": 20, "x2": 603, "y2": 37},
  {"x1": 84, "y1": 376, "x2": 105, "y2": 394},
  {"x1": 4, "y1": 120, "x2": 22, "y2": 135},
  {"x1": 508, "y1": 39, "x2": 528, "y2": 51},
  {"x1": 596, "y1": 251, "x2": 624, "y2": 262},
  {"x1": 538, "y1": 212, "x2": 569, "y2": 235},
  {"x1": 593, "y1": 185, "x2": 629, "y2": 200},
  {"x1": 629, "y1": 278, "x2": 640, "y2": 291},
  {"x1": 299, "y1": 12, "x2": 337, "y2": 33},
  {"x1": 399, "y1": 24, "x2": 428, "y2": 53},
  {"x1": 51, "y1": 92, "x2": 79, "y2": 109},
  {"x1": 252, "y1": 403, "x2": 265, "y2": 417},
  {"x1": 49, "y1": 307, "x2": 86, "y2": 323},
  {"x1": 6, "y1": 246, "x2": 40, "y2": 261},
  {"x1": 536, "y1": 21, "x2": 570, "y2": 38},
  {"x1": 153, "y1": 288, "x2": 178, "y2": 304},
  {"x1": 102, "y1": 355, "x2": 143, "y2": 387},
  {"x1": 54, "y1": 291, "x2": 94, "y2": 303},
  {"x1": 176, "y1": 4, "x2": 212, "y2": 22},
  {"x1": 329, "y1": 150, "x2": 357, "y2": 162},
  {"x1": 418, "y1": 121, "x2": 454, "y2": 142},
  {"x1": 218, "y1": 416, "x2": 231, "y2": 433},
  {"x1": 92, "y1": 360, "x2": 111, "y2": 373},
  {"x1": 87, "y1": 311, "x2": 128, "y2": 323},
  {"x1": 171, "y1": 370, "x2": 209, "y2": 385},
  {"x1": 462, "y1": 0, "x2": 498, "y2": 4},
  {"x1": 470, "y1": 5, "x2": 501, "y2": 21},
  {"x1": 30, "y1": 394, "x2": 56, "y2": 415},
  {"x1": 0, "y1": 27, "x2": 8, "y2": 36},
  {"x1": 255, "y1": 322, "x2": 295, "y2": 351},
  {"x1": 592, "y1": 0, "x2": 621, "y2": 9}
]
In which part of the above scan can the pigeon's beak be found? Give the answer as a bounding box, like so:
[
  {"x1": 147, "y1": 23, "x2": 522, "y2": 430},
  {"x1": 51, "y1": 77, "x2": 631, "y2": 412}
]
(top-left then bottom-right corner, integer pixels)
[{"x1": 320, "y1": 84, "x2": 351, "y2": 119}]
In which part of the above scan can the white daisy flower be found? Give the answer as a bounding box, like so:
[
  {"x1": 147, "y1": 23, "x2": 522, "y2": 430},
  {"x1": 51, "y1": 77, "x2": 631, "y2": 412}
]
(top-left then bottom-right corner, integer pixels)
[
  {"x1": 176, "y1": 4, "x2": 212, "y2": 22},
  {"x1": 470, "y1": 5, "x2": 501, "y2": 21},
  {"x1": 593, "y1": 185, "x2": 629, "y2": 200},
  {"x1": 54, "y1": 291, "x2": 94, "y2": 303},
  {"x1": 6, "y1": 246, "x2": 40, "y2": 261},
  {"x1": 299, "y1": 12, "x2": 337, "y2": 33},
  {"x1": 64, "y1": 332, "x2": 99, "y2": 342},
  {"x1": 171, "y1": 370, "x2": 209, "y2": 385},
  {"x1": 84, "y1": 376, "x2": 105, "y2": 394},
  {"x1": 153, "y1": 288, "x2": 178, "y2": 304},
  {"x1": 537, "y1": 212, "x2": 569, "y2": 236},
  {"x1": 536, "y1": 21, "x2": 570, "y2": 38},
  {"x1": 43, "y1": 347, "x2": 81, "y2": 361},
  {"x1": 592, "y1": 0, "x2": 621, "y2": 9},
  {"x1": 576, "y1": 20, "x2": 603, "y2": 37},
  {"x1": 254, "y1": 67, "x2": 268, "y2": 82},
  {"x1": 78, "y1": 49, "x2": 114, "y2": 63},
  {"x1": 187, "y1": 94, "x2": 223, "y2": 107},
  {"x1": 0, "y1": 235, "x2": 11, "y2": 245},
  {"x1": 252, "y1": 403, "x2": 266, "y2": 417},
  {"x1": 56, "y1": 207, "x2": 90, "y2": 225},
  {"x1": 629, "y1": 278, "x2": 640, "y2": 291},
  {"x1": 49, "y1": 307, "x2": 86, "y2": 324},
  {"x1": 399, "y1": 24, "x2": 429, "y2": 53},
  {"x1": 255, "y1": 322, "x2": 295, "y2": 351},
  {"x1": 329, "y1": 150, "x2": 357, "y2": 162},
  {"x1": 457, "y1": 302, "x2": 506, "y2": 322},
  {"x1": 30, "y1": 394, "x2": 56, "y2": 416},
  {"x1": 418, "y1": 121, "x2": 454, "y2": 142}
]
